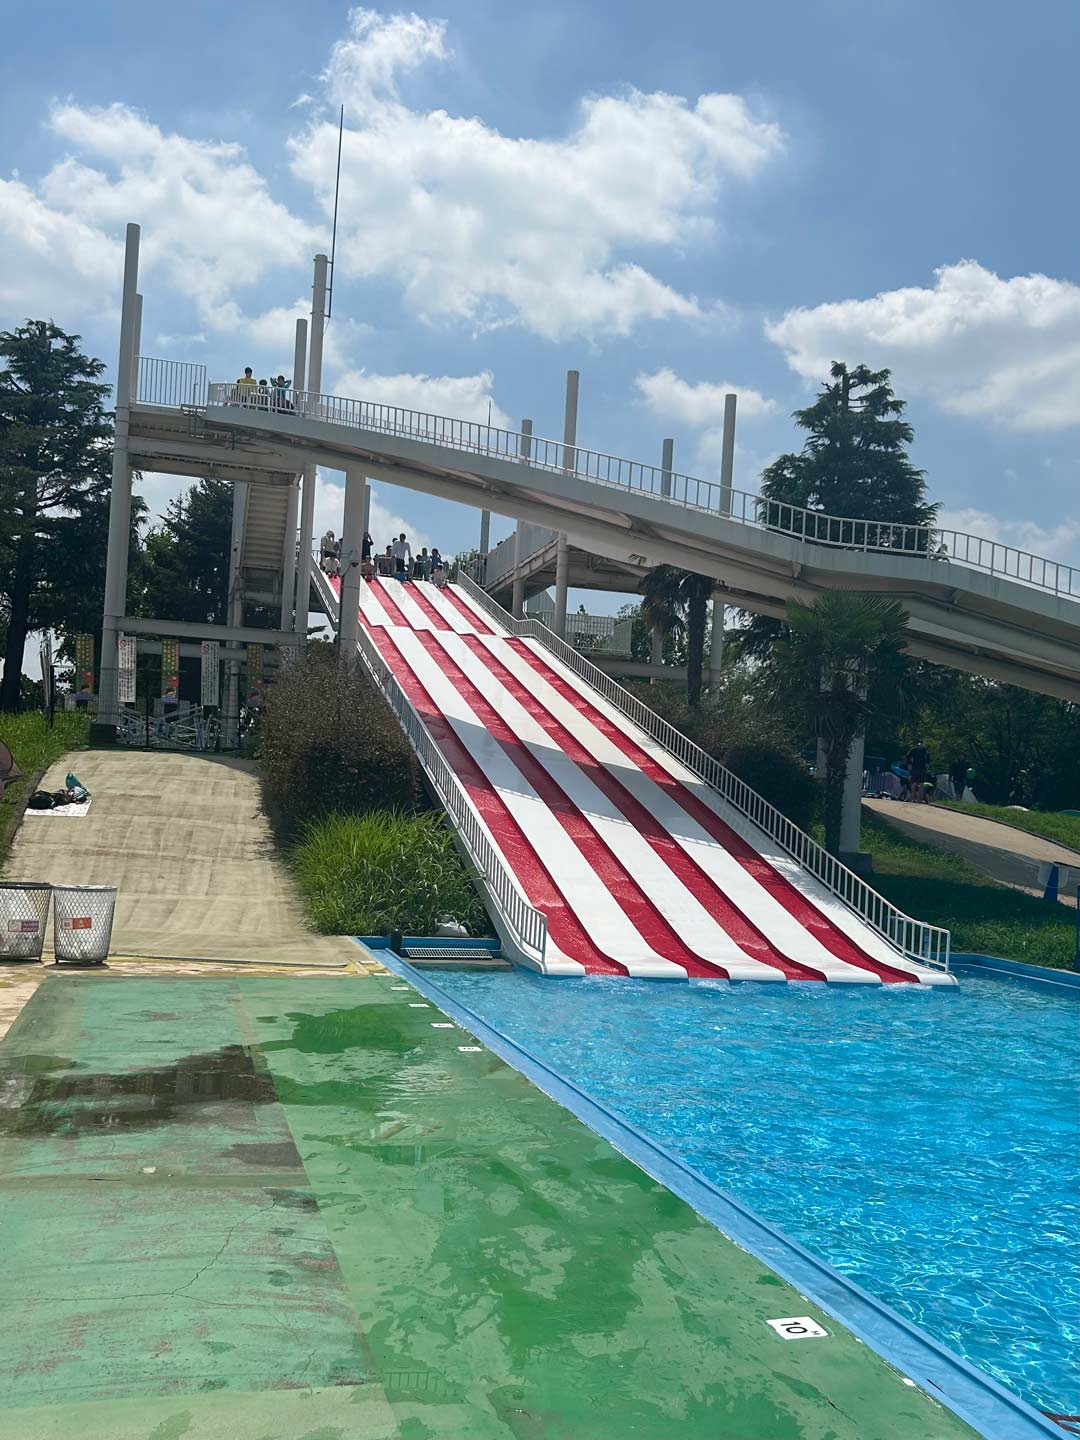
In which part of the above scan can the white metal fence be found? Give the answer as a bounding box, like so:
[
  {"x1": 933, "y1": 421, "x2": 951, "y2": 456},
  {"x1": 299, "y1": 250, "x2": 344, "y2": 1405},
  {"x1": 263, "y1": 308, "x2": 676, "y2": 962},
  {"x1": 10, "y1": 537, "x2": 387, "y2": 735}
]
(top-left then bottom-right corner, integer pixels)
[
  {"x1": 202, "y1": 381, "x2": 1080, "y2": 602},
  {"x1": 310, "y1": 567, "x2": 548, "y2": 966},
  {"x1": 453, "y1": 570, "x2": 951, "y2": 971},
  {"x1": 136, "y1": 357, "x2": 208, "y2": 408}
]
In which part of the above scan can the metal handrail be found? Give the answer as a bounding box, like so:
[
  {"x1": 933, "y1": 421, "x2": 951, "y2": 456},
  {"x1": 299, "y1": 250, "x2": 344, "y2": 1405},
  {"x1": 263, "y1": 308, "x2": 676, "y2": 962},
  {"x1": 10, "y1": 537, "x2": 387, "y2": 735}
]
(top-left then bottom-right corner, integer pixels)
[
  {"x1": 204, "y1": 380, "x2": 1080, "y2": 602},
  {"x1": 310, "y1": 566, "x2": 548, "y2": 966},
  {"x1": 136, "y1": 356, "x2": 209, "y2": 408},
  {"x1": 454, "y1": 569, "x2": 951, "y2": 971}
]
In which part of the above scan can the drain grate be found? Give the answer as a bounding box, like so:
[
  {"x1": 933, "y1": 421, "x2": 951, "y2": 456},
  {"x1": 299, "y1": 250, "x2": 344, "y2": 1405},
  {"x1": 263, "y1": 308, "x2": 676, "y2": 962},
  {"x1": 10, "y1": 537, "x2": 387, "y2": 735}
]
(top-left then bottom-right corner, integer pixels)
[{"x1": 402, "y1": 946, "x2": 501, "y2": 961}]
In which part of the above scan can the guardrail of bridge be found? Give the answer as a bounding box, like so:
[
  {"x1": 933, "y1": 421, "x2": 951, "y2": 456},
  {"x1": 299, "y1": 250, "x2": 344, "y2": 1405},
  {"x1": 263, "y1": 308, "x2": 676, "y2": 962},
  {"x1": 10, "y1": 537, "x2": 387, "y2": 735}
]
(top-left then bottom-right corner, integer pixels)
[
  {"x1": 454, "y1": 569, "x2": 951, "y2": 972},
  {"x1": 136, "y1": 356, "x2": 209, "y2": 408},
  {"x1": 310, "y1": 565, "x2": 548, "y2": 968},
  {"x1": 203, "y1": 381, "x2": 1080, "y2": 603}
]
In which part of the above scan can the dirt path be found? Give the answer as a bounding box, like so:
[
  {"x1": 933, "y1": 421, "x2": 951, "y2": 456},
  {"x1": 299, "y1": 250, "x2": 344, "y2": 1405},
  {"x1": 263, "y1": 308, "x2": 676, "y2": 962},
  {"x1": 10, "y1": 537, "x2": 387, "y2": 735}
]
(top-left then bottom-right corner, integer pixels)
[
  {"x1": 864, "y1": 797, "x2": 1080, "y2": 905},
  {"x1": 2, "y1": 749, "x2": 363, "y2": 964}
]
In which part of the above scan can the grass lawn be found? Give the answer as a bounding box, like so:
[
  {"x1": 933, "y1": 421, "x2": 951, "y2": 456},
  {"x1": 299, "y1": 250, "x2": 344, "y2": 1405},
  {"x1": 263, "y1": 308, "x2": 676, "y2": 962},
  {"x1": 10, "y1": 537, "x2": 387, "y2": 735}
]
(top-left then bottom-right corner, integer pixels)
[
  {"x1": 0, "y1": 711, "x2": 89, "y2": 866},
  {"x1": 938, "y1": 798, "x2": 1080, "y2": 853},
  {"x1": 861, "y1": 811, "x2": 1076, "y2": 970}
]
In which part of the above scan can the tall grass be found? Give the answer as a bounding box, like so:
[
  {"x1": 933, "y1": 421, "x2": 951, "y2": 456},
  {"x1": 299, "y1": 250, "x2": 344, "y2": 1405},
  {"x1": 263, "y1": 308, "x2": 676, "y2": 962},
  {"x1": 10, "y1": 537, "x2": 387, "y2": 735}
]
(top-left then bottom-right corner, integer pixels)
[
  {"x1": 292, "y1": 809, "x2": 491, "y2": 937},
  {"x1": 0, "y1": 710, "x2": 90, "y2": 866}
]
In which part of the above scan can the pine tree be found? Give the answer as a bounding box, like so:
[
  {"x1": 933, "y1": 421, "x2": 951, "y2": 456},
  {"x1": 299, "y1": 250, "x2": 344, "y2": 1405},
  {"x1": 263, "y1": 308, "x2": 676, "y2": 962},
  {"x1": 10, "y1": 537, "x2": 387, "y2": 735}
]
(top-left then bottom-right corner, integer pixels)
[
  {"x1": 0, "y1": 321, "x2": 114, "y2": 711},
  {"x1": 142, "y1": 477, "x2": 233, "y2": 626}
]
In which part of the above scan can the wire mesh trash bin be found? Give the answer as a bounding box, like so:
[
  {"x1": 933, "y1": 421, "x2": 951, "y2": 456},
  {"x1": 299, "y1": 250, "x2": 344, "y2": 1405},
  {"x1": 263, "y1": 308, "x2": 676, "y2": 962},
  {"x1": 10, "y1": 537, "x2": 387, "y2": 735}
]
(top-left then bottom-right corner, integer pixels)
[
  {"x1": 0, "y1": 881, "x2": 52, "y2": 961},
  {"x1": 52, "y1": 884, "x2": 117, "y2": 965}
]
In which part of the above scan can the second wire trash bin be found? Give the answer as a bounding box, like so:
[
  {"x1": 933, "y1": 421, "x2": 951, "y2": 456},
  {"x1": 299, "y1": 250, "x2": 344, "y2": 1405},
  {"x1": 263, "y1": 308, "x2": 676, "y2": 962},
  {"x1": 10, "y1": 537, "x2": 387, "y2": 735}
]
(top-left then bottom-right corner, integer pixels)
[
  {"x1": 52, "y1": 884, "x2": 117, "y2": 965},
  {"x1": 0, "y1": 881, "x2": 52, "y2": 961}
]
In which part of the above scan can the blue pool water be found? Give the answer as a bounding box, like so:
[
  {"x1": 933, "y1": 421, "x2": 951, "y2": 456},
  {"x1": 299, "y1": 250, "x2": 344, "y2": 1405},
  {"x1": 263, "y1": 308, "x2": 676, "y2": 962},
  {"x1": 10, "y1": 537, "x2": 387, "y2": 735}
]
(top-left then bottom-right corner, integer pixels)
[{"x1": 432, "y1": 967, "x2": 1079, "y2": 1416}]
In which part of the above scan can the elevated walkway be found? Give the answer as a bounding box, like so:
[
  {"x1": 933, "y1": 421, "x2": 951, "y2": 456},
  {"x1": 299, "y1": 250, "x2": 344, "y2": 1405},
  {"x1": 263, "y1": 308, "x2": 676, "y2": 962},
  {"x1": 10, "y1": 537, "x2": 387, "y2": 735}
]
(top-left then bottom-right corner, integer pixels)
[{"x1": 156, "y1": 377, "x2": 1080, "y2": 701}]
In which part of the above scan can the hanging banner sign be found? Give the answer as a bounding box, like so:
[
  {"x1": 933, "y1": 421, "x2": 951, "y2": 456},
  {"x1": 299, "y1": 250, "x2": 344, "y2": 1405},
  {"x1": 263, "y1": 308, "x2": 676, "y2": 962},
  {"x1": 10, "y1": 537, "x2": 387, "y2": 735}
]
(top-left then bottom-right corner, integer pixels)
[
  {"x1": 200, "y1": 640, "x2": 220, "y2": 707},
  {"x1": 247, "y1": 643, "x2": 264, "y2": 681},
  {"x1": 75, "y1": 633, "x2": 94, "y2": 680},
  {"x1": 117, "y1": 633, "x2": 137, "y2": 704},
  {"x1": 160, "y1": 638, "x2": 180, "y2": 701}
]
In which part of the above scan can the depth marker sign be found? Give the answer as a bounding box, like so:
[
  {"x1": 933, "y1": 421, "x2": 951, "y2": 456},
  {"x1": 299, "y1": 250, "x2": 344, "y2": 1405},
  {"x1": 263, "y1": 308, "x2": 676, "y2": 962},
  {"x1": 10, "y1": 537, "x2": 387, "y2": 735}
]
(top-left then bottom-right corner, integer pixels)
[{"x1": 766, "y1": 1317, "x2": 829, "y2": 1340}]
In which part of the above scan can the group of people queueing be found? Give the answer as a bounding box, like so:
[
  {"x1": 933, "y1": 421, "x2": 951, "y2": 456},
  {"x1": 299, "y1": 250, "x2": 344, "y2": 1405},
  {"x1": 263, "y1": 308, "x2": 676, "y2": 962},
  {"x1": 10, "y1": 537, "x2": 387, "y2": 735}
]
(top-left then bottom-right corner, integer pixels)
[
  {"x1": 235, "y1": 367, "x2": 293, "y2": 409},
  {"x1": 320, "y1": 529, "x2": 448, "y2": 587}
]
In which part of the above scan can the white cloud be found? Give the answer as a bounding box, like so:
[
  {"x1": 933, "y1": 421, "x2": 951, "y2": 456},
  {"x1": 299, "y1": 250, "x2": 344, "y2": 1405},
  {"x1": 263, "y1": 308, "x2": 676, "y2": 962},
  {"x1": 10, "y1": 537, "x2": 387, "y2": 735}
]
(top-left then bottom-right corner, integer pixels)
[
  {"x1": 0, "y1": 178, "x2": 120, "y2": 322},
  {"x1": 332, "y1": 366, "x2": 509, "y2": 427},
  {"x1": 634, "y1": 367, "x2": 776, "y2": 424},
  {"x1": 290, "y1": 9, "x2": 784, "y2": 340},
  {"x1": 936, "y1": 507, "x2": 1080, "y2": 562},
  {"x1": 766, "y1": 261, "x2": 1080, "y2": 431},
  {"x1": 313, "y1": 471, "x2": 433, "y2": 554}
]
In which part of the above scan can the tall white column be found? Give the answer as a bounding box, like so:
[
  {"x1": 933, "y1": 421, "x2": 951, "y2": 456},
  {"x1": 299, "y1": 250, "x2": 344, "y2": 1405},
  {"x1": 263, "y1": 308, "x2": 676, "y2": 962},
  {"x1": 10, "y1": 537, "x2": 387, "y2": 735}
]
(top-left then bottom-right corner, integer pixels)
[
  {"x1": 512, "y1": 418, "x2": 531, "y2": 619},
  {"x1": 224, "y1": 481, "x2": 248, "y2": 744},
  {"x1": 479, "y1": 510, "x2": 491, "y2": 555},
  {"x1": 661, "y1": 436, "x2": 674, "y2": 498},
  {"x1": 130, "y1": 293, "x2": 143, "y2": 398},
  {"x1": 719, "y1": 393, "x2": 736, "y2": 515},
  {"x1": 554, "y1": 371, "x2": 578, "y2": 640},
  {"x1": 295, "y1": 258, "x2": 327, "y2": 644},
  {"x1": 362, "y1": 484, "x2": 371, "y2": 536},
  {"x1": 279, "y1": 318, "x2": 307, "y2": 631},
  {"x1": 101, "y1": 223, "x2": 140, "y2": 722},
  {"x1": 709, "y1": 593, "x2": 725, "y2": 682},
  {"x1": 839, "y1": 731, "x2": 867, "y2": 856},
  {"x1": 339, "y1": 466, "x2": 365, "y2": 656}
]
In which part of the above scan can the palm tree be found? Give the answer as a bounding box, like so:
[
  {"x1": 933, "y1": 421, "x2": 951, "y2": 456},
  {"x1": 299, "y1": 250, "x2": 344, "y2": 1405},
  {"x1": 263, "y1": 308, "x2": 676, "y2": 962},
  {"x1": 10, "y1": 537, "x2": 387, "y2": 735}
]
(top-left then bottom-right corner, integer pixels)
[
  {"x1": 639, "y1": 565, "x2": 714, "y2": 707},
  {"x1": 766, "y1": 591, "x2": 908, "y2": 854}
]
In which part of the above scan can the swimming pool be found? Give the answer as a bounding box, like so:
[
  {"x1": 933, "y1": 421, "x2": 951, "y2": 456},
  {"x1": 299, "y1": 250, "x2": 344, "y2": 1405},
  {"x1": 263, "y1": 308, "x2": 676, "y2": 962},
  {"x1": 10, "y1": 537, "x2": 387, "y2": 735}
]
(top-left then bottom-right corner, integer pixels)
[{"x1": 431, "y1": 968, "x2": 1079, "y2": 1418}]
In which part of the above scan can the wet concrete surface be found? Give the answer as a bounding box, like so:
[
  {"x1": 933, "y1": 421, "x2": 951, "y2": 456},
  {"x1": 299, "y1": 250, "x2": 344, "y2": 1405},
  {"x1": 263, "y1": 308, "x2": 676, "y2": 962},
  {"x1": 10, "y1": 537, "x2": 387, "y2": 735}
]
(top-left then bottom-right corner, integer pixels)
[{"x1": 0, "y1": 973, "x2": 981, "y2": 1439}]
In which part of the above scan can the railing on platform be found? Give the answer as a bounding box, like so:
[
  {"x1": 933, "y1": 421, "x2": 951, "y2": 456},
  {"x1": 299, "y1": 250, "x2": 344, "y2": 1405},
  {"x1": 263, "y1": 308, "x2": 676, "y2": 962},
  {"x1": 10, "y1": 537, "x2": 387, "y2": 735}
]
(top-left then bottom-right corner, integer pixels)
[
  {"x1": 453, "y1": 570, "x2": 951, "y2": 971},
  {"x1": 311, "y1": 566, "x2": 548, "y2": 968},
  {"x1": 136, "y1": 357, "x2": 209, "y2": 409},
  {"x1": 203, "y1": 381, "x2": 1080, "y2": 602}
]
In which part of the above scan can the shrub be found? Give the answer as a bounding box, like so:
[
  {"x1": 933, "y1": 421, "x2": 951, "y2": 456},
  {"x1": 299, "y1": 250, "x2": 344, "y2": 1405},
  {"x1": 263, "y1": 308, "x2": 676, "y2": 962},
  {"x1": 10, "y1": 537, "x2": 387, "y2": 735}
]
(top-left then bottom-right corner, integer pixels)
[
  {"x1": 724, "y1": 743, "x2": 820, "y2": 833},
  {"x1": 292, "y1": 810, "x2": 491, "y2": 936},
  {"x1": 258, "y1": 649, "x2": 423, "y2": 835}
]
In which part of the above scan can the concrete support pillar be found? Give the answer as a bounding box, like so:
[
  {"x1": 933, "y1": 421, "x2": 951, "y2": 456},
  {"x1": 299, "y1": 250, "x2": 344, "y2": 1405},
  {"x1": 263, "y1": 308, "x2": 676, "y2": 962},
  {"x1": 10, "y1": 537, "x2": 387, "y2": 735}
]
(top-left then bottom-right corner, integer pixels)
[
  {"x1": 101, "y1": 223, "x2": 140, "y2": 724},
  {"x1": 295, "y1": 260, "x2": 327, "y2": 644},
  {"x1": 339, "y1": 467, "x2": 366, "y2": 657},
  {"x1": 279, "y1": 317, "x2": 307, "y2": 631},
  {"x1": 224, "y1": 481, "x2": 248, "y2": 745},
  {"x1": 839, "y1": 730, "x2": 866, "y2": 858},
  {"x1": 363, "y1": 484, "x2": 371, "y2": 536},
  {"x1": 709, "y1": 593, "x2": 725, "y2": 681},
  {"x1": 719, "y1": 393, "x2": 737, "y2": 515},
  {"x1": 555, "y1": 373, "x2": 578, "y2": 639},
  {"x1": 512, "y1": 418, "x2": 532, "y2": 619},
  {"x1": 130, "y1": 293, "x2": 143, "y2": 399},
  {"x1": 479, "y1": 510, "x2": 491, "y2": 556},
  {"x1": 661, "y1": 436, "x2": 674, "y2": 498}
]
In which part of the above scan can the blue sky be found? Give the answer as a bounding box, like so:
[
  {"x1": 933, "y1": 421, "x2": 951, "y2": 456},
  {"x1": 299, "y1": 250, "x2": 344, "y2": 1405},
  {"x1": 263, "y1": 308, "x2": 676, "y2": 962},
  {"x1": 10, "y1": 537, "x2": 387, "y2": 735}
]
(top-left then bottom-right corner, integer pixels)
[{"x1": 3, "y1": 0, "x2": 1077, "y2": 607}]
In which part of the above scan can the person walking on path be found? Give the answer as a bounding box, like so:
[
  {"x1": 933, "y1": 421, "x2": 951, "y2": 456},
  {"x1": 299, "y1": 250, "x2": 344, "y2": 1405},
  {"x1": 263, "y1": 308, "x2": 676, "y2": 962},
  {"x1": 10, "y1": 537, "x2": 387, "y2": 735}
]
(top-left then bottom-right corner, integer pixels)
[{"x1": 906, "y1": 742, "x2": 931, "y2": 804}]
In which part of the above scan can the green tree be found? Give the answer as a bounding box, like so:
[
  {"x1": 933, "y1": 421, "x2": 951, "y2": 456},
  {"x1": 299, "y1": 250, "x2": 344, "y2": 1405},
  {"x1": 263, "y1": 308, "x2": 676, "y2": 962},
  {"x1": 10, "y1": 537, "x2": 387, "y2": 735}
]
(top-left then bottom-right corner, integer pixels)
[
  {"x1": 142, "y1": 476, "x2": 233, "y2": 625},
  {"x1": 639, "y1": 565, "x2": 713, "y2": 707},
  {"x1": 0, "y1": 321, "x2": 113, "y2": 710},
  {"x1": 761, "y1": 361, "x2": 937, "y2": 528},
  {"x1": 766, "y1": 591, "x2": 908, "y2": 854}
]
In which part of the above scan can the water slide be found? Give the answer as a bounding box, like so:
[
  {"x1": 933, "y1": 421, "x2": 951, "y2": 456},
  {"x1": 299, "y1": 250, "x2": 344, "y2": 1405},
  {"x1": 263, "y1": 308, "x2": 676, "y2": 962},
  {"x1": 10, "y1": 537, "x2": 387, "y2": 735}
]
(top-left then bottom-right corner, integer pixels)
[{"x1": 333, "y1": 573, "x2": 953, "y2": 985}]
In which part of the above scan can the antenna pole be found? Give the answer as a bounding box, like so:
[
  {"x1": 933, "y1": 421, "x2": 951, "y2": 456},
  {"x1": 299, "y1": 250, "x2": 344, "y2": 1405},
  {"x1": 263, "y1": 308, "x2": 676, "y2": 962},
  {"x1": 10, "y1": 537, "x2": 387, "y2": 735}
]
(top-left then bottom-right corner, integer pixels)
[{"x1": 328, "y1": 105, "x2": 344, "y2": 319}]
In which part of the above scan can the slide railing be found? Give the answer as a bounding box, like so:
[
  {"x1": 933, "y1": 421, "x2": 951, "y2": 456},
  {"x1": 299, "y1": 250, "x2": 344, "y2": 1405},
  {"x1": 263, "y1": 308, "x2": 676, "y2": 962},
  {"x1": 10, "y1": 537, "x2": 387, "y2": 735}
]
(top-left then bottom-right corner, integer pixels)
[
  {"x1": 454, "y1": 570, "x2": 951, "y2": 971},
  {"x1": 310, "y1": 566, "x2": 548, "y2": 967},
  {"x1": 202, "y1": 379, "x2": 1080, "y2": 602}
]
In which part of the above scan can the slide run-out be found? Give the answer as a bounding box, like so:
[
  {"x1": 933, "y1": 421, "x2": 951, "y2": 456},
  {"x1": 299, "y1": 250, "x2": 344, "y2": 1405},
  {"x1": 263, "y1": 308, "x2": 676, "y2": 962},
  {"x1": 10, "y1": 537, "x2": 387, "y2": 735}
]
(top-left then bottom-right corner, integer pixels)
[{"x1": 338, "y1": 575, "x2": 952, "y2": 985}]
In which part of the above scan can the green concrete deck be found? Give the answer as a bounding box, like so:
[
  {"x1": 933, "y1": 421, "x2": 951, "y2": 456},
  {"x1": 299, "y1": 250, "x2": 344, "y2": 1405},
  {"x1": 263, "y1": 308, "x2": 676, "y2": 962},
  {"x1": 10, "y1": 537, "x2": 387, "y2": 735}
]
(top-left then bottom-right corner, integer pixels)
[{"x1": 0, "y1": 972, "x2": 979, "y2": 1439}]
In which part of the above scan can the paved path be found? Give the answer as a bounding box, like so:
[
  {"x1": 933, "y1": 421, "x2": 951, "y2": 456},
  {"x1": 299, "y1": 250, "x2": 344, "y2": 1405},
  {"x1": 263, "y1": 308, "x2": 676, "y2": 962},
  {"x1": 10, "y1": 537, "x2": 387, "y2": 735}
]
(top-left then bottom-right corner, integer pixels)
[
  {"x1": 0, "y1": 970, "x2": 981, "y2": 1439},
  {"x1": 864, "y1": 798, "x2": 1080, "y2": 905},
  {"x1": 2, "y1": 749, "x2": 359, "y2": 965}
]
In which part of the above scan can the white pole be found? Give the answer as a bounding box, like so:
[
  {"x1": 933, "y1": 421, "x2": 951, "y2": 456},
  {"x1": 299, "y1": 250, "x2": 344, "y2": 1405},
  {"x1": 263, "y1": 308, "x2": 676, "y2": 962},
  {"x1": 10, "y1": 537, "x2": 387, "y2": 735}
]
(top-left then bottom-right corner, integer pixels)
[
  {"x1": 130, "y1": 293, "x2": 143, "y2": 398},
  {"x1": 839, "y1": 731, "x2": 866, "y2": 857},
  {"x1": 661, "y1": 436, "x2": 673, "y2": 498},
  {"x1": 362, "y1": 484, "x2": 371, "y2": 536},
  {"x1": 295, "y1": 257, "x2": 328, "y2": 644},
  {"x1": 719, "y1": 393, "x2": 736, "y2": 515},
  {"x1": 479, "y1": 510, "x2": 491, "y2": 555},
  {"x1": 512, "y1": 419, "x2": 531, "y2": 619},
  {"x1": 101, "y1": 223, "x2": 140, "y2": 724},
  {"x1": 339, "y1": 466, "x2": 366, "y2": 655},
  {"x1": 224, "y1": 481, "x2": 248, "y2": 744},
  {"x1": 278, "y1": 319, "x2": 307, "y2": 630},
  {"x1": 554, "y1": 371, "x2": 578, "y2": 640}
]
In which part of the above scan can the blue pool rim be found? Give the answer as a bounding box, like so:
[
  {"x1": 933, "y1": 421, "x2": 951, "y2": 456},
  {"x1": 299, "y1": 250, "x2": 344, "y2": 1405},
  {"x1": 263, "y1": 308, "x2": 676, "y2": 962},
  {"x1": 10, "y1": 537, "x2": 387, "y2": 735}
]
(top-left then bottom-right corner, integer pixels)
[{"x1": 358, "y1": 939, "x2": 1065, "y2": 1440}]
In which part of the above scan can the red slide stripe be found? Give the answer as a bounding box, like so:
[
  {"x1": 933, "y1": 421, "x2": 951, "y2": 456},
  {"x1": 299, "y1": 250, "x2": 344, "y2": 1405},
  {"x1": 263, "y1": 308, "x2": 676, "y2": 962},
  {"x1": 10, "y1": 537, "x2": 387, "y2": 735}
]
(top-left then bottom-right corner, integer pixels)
[
  {"x1": 505, "y1": 638, "x2": 918, "y2": 984},
  {"x1": 413, "y1": 631, "x2": 723, "y2": 979},
  {"x1": 399, "y1": 580, "x2": 460, "y2": 632},
  {"x1": 456, "y1": 634, "x2": 822, "y2": 981},
  {"x1": 366, "y1": 623, "x2": 626, "y2": 975},
  {"x1": 438, "y1": 583, "x2": 498, "y2": 634},
  {"x1": 368, "y1": 577, "x2": 416, "y2": 629}
]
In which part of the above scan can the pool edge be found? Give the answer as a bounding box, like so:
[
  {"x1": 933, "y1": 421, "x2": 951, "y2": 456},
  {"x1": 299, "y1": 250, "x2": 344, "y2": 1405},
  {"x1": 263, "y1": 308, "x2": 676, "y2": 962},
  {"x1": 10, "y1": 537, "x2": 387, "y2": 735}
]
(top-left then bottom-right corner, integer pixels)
[{"x1": 359, "y1": 941, "x2": 1065, "y2": 1440}]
